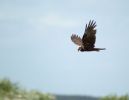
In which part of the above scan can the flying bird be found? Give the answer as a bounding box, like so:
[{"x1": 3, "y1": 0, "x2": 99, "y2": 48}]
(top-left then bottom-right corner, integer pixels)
[{"x1": 71, "y1": 20, "x2": 105, "y2": 52}]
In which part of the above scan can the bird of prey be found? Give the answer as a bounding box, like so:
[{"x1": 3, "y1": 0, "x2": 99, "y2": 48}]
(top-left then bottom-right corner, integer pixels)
[{"x1": 71, "y1": 20, "x2": 105, "y2": 52}]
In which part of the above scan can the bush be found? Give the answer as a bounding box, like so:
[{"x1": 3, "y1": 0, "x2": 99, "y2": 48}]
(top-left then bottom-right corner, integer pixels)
[{"x1": 0, "y1": 78, "x2": 55, "y2": 100}]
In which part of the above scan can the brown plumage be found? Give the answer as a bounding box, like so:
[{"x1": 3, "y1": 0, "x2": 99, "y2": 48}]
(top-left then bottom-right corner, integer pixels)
[{"x1": 71, "y1": 20, "x2": 105, "y2": 52}]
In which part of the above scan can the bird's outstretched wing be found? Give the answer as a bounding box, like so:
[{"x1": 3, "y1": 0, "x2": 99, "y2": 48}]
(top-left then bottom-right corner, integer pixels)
[
  {"x1": 82, "y1": 20, "x2": 97, "y2": 48},
  {"x1": 71, "y1": 34, "x2": 83, "y2": 46}
]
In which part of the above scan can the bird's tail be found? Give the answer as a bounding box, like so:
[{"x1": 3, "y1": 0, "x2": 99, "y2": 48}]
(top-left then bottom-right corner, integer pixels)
[
  {"x1": 93, "y1": 48, "x2": 106, "y2": 51},
  {"x1": 98, "y1": 48, "x2": 106, "y2": 50}
]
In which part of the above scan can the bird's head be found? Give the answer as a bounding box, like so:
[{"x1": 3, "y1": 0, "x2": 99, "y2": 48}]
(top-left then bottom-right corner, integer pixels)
[{"x1": 78, "y1": 47, "x2": 84, "y2": 52}]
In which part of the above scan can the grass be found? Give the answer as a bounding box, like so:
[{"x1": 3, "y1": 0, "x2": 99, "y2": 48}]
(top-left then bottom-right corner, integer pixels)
[{"x1": 100, "y1": 94, "x2": 129, "y2": 100}]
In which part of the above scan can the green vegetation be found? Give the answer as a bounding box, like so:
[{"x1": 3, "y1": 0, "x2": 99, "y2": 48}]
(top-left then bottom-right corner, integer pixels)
[
  {"x1": 0, "y1": 78, "x2": 55, "y2": 100},
  {"x1": 100, "y1": 95, "x2": 129, "y2": 100},
  {"x1": 0, "y1": 78, "x2": 129, "y2": 100}
]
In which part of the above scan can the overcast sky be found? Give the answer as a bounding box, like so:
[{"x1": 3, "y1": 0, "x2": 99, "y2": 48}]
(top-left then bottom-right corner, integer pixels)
[{"x1": 0, "y1": 0, "x2": 129, "y2": 96}]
